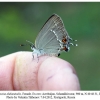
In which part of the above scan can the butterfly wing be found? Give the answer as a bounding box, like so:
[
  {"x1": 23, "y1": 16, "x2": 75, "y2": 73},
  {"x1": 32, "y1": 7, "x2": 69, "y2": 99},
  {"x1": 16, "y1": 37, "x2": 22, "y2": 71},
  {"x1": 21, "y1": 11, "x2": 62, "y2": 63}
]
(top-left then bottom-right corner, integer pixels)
[{"x1": 35, "y1": 14, "x2": 69, "y2": 55}]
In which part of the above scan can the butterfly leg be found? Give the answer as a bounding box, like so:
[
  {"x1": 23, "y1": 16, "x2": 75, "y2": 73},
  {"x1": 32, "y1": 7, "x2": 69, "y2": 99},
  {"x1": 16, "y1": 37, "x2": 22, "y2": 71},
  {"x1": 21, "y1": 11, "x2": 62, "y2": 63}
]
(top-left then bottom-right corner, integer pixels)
[
  {"x1": 32, "y1": 52, "x2": 34, "y2": 60},
  {"x1": 37, "y1": 54, "x2": 39, "y2": 63}
]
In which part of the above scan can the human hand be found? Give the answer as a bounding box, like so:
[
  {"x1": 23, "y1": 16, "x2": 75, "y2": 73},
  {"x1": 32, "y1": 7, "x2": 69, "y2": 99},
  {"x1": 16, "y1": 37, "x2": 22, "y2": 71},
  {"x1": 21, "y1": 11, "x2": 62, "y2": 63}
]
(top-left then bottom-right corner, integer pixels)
[{"x1": 0, "y1": 52, "x2": 80, "y2": 90}]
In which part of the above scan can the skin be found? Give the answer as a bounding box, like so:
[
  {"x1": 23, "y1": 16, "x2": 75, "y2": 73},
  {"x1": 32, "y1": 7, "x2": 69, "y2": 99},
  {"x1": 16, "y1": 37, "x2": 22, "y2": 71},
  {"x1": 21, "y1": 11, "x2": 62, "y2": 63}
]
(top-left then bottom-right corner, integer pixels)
[{"x1": 0, "y1": 51, "x2": 80, "y2": 90}]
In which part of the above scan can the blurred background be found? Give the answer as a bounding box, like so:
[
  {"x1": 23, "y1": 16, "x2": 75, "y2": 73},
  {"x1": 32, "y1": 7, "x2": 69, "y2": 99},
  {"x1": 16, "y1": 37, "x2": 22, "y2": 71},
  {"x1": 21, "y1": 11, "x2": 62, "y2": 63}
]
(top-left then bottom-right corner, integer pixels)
[{"x1": 0, "y1": 2, "x2": 100, "y2": 90}]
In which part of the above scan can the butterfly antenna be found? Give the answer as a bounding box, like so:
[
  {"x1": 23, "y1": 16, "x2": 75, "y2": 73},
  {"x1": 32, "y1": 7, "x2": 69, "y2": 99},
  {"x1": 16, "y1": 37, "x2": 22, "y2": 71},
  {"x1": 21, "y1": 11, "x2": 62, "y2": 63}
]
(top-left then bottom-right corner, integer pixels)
[
  {"x1": 20, "y1": 40, "x2": 34, "y2": 47},
  {"x1": 26, "y1": 40, "x2": 34, "y2": 45},
  {"x1": 20, "y1": 44, "x2": 25, "y2": 46},
  {"x1": 26, "y1": 40, "x2": 35, "y2": 47}
]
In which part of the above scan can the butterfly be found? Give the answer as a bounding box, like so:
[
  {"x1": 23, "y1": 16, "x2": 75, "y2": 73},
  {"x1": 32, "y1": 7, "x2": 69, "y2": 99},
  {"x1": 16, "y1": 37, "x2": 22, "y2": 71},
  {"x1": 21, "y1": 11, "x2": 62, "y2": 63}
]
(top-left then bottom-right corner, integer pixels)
[{"x1": 21, "y1": 14, "x2": 77, "y2": 59}]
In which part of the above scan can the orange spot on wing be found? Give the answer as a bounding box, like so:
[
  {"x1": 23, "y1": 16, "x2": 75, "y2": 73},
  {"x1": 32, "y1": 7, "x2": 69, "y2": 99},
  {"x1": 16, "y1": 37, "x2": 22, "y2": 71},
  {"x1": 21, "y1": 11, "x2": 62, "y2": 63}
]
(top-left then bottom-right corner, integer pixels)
[{"x1": 62, "y1": 38, "x2": 67, "y2": 43}]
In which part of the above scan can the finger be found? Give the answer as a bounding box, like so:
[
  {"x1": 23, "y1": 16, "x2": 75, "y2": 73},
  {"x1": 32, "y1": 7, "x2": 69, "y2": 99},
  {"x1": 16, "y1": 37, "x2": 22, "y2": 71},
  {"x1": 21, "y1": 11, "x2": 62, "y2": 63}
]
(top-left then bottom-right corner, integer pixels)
[
  {"x1": 0, "y1": 53, "x2": 17, "y2": 90},
  {"x1": 0, "y1": 52, "x2": 80, "y2": 90},
  {"x1": 13, "y1": 52, "x2": 50, "y2": 90},
  {"x1": 38, "y1": 56, "x2": 80, "y2": 90}
]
